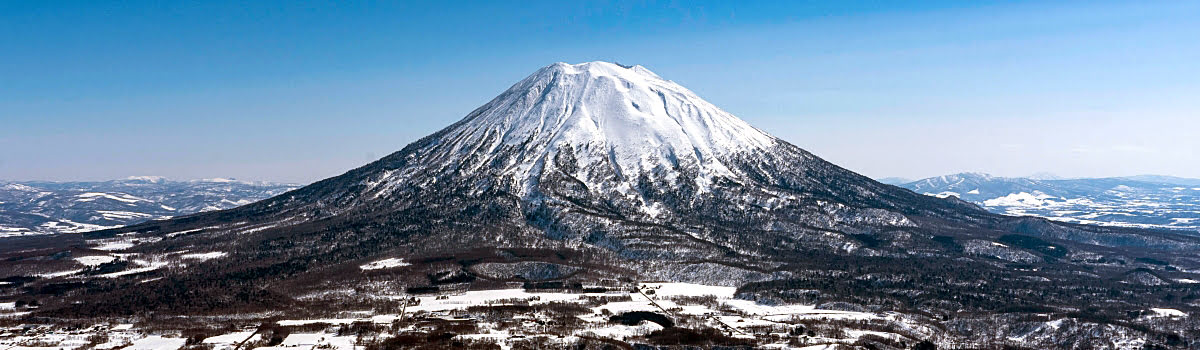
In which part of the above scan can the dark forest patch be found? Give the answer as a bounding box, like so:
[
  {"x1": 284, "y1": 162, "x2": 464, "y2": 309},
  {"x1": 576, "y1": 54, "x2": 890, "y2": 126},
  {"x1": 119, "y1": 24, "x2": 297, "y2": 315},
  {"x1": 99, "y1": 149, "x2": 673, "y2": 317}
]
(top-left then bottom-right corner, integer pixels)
[{"x1": 609, "y1": 311, "x2": 673, "y2": 328}]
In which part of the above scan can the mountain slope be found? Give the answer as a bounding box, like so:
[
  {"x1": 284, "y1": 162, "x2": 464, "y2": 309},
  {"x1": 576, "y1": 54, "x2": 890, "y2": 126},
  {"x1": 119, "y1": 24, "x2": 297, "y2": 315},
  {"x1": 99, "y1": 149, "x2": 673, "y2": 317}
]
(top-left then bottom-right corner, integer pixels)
[{"x1": 8, "y1": 62, "x2": 1200, "y2": 347}]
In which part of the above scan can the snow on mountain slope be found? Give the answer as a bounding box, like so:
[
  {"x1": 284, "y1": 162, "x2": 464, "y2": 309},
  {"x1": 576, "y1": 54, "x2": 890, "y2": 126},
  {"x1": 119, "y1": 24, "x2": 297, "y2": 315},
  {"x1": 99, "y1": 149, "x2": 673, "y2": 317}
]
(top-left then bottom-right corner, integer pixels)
[{"x1": 367, "y1": 62, "x2": 775, "y2": 196}]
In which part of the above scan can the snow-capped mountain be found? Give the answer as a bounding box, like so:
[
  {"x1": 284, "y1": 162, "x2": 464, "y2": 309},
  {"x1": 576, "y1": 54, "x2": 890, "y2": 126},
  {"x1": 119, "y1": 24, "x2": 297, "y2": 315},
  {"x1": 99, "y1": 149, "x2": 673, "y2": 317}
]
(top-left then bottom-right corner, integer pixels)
[
  {"x1": 897, "y1": 173, "x2": 1200, "y2": 232},
  {"x1": 406, "y1": 62, "x2": 776, "y2": 194},
  {"x1": 8, "y1": 62, "x2": 1200, "y2": 348},
  {"x1": 0, "y1": 177, "x2": 298, "y2": 236}
]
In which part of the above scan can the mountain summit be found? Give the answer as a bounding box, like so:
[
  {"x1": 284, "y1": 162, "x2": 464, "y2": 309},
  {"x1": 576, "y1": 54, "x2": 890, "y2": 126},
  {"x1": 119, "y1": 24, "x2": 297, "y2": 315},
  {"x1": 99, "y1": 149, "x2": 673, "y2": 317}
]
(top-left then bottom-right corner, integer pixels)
[
  {"x1": 368, "y1": 61, "x2": 775, "y2": 197},
  {"x1": 22, "y1": 63, "x2": 1200, "y2": 346}
]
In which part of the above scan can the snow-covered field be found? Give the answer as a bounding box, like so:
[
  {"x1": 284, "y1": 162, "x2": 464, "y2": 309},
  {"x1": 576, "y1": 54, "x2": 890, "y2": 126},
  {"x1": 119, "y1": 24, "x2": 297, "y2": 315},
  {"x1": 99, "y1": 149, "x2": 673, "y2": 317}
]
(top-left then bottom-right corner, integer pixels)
[
  {"x1": 0, "y1": 283, "x2": 939, "y2": 350},
  {"x1": 8, "y1": 281, "x2": 1177, "y2": 349}
]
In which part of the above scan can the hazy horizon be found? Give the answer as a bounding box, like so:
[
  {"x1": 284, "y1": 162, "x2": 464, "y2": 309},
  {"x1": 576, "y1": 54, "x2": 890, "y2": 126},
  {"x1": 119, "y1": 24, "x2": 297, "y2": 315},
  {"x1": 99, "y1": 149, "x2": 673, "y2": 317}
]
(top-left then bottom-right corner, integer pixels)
[{"x1": 4, "y1": 1, "x2": 1197, "y2": 183}]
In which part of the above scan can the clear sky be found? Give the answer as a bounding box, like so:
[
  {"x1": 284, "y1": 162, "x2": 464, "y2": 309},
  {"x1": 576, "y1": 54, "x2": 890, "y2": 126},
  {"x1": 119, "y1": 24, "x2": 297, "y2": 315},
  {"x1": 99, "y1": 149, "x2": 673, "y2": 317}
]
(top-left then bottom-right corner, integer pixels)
[{"x1": 2, "y1": 1, "x2": 1197, "y2": 183}]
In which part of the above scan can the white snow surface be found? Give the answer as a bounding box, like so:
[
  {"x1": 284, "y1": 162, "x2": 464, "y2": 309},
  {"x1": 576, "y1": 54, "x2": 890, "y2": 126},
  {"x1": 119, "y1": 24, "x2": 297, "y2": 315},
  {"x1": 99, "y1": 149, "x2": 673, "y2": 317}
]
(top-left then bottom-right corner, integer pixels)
[
  {"x1": 125, "y1": 335, "x2": 186, "y2": 350},
  {"x1": 76, "y1": 192, "x2": 147, "y2": 203},
  {"x1": 641, "y1": 282, "x2": 736, "y2": 297},
  {"x1": 93, "y1": 240, "x2": 136, "y2": 251},
  {"x1": 202, "y1": 331, "x2": 257, "y2": 345},
  {"x1": 1148, "y1": 308, "x2": 1187, "y2": 318},
  {"x1": 75, "y1": 255, "x2": 117, "y2": 266},
  {"x1": 359, "y1": 257, "x2": 411, "y2": 270},
  {"x1": 983, "y1": 191, "x2": 1059, "y2": 207},
  {"x1": 368, "y1": 61, "x2": 776, "y2": 195}
]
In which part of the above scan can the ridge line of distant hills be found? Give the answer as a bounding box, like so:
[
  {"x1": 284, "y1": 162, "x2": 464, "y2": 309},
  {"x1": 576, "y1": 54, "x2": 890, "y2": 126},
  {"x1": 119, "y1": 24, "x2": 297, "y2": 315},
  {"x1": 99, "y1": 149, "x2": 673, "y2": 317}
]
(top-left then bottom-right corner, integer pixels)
[
  {"x1": 884, "y1": 173, "x2": 1200, "y2": 233},
  {"x1": 0, "y1": 176, "x2": 299, "y2": 236}
]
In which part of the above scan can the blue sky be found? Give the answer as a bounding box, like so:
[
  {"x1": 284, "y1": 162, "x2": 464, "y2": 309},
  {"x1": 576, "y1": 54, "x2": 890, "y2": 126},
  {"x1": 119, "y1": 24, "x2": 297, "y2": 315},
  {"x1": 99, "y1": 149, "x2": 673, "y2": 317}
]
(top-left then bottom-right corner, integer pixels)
[{"x1": 2, "y1": 1, "x2": 1197, "y2": 183}]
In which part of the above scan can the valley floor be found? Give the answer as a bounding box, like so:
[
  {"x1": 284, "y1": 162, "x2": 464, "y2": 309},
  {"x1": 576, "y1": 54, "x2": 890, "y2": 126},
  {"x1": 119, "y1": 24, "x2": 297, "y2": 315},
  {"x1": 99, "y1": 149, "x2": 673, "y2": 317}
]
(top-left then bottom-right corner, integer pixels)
[{"x1": 2, "y1": 282, "x2": 1179, "y2": 349}]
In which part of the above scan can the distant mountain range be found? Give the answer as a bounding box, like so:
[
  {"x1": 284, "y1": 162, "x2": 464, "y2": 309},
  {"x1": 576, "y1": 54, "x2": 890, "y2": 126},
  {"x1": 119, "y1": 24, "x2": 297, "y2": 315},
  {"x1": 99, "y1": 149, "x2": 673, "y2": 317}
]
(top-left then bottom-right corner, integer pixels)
[
  {"x1": 894, "y1": 173, "x2": 1200, "y2": 233},
  {"x1": 0, "y1": 176, "x2": 298, "y2": 236}
]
